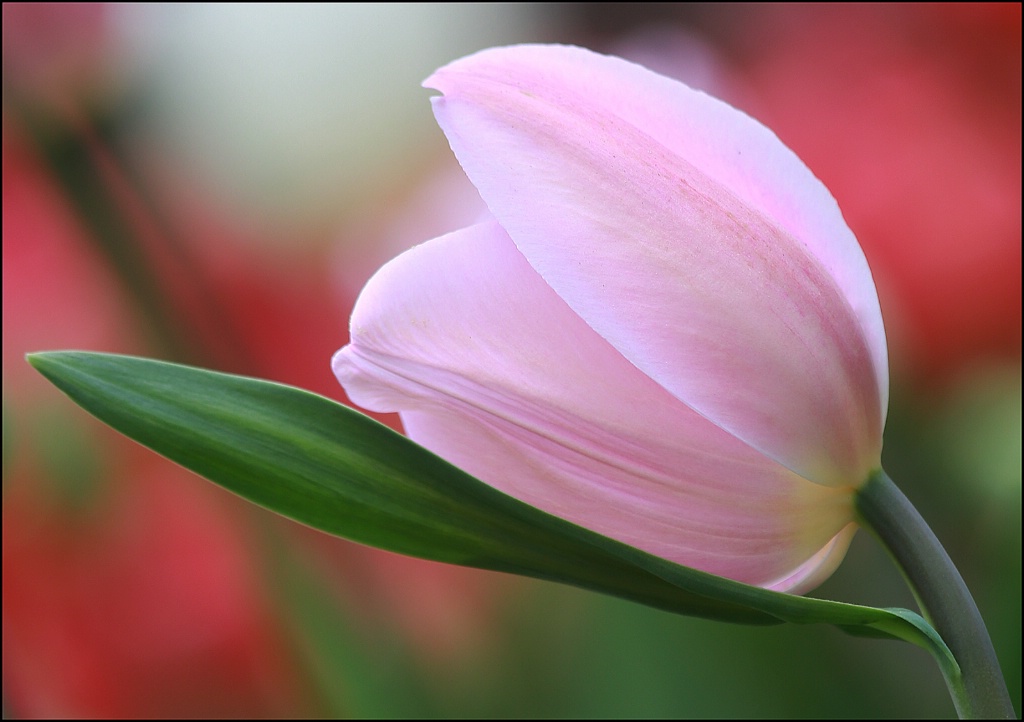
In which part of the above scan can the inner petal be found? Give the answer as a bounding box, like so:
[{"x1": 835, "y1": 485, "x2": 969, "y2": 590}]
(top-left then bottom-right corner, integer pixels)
[{"x1": 335, "y1": 220, "x2": 855, "y2": 590}]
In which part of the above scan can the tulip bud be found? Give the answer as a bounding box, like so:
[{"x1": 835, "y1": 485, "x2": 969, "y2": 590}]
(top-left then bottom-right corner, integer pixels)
[{"x1": 333, "y1": 44, "x2": 889, "y2": 594}]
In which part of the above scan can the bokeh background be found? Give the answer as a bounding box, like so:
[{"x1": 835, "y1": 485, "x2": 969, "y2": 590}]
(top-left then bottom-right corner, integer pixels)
[{"x1": 3, "y1": 3, "x2": 1020, "y2": 718}]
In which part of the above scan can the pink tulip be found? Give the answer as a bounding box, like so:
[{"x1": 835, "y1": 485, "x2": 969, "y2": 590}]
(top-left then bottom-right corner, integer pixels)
[{"x1": 333, "y1": 44, "x2": 889, "y2": 594}]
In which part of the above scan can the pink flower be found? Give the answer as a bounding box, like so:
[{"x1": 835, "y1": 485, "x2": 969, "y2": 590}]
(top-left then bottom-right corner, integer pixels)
[{"x1": 333, "y1": 44, "x2": 888, "y2": 594}]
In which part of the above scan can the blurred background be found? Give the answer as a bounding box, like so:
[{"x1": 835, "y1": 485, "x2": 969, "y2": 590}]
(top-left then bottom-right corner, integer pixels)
[{"x1": 3, "y1": 3, "x2": 1019, "y2": 717}]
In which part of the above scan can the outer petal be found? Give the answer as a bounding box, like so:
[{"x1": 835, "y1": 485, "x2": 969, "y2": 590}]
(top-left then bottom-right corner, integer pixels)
[
  {"x1": 424, "y1": 44, "x2": 886, "y2": 487},
  {"x1": 334, "y1": 220, "x2": 855, "y2": 591}
]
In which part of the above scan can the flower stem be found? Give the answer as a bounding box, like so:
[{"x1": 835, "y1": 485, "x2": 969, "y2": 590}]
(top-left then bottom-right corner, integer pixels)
[{"x1": 854, "y1": 470, "x2": 1015, "y2": 719}]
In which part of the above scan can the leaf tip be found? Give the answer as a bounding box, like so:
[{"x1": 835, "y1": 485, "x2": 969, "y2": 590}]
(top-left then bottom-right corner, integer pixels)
[
  {"x1": 25, "y1": 350, "x2": 85, "y2": 378},
  {"x1": 25, "y1": 351, "x2": 48, "y2": 370}
]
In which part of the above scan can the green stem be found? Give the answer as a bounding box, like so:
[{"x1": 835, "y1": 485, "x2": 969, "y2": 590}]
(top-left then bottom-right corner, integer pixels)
[{"x1": 855, "y1": 471, "x2": 1015, "y2": 719}]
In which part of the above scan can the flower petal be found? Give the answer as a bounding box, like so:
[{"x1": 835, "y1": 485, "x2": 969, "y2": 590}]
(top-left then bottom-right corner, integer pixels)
[
  {"x1": 424, "y1": 44, "x2": 886, "y2": 487},
  {"x1": 334, "y1": 220, "x2": 855, "y2": 590}
]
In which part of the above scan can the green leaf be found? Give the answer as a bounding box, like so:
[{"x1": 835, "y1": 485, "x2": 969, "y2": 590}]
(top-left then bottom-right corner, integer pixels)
[{"x1": 27, "y1": 351, "x2": 956, "y2": 670}]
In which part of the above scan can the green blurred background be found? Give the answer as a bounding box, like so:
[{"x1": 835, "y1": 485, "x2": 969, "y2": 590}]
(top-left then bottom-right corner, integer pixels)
[{"x1": 3, "y1": 3, "x2": 1020, "y2": 718}]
